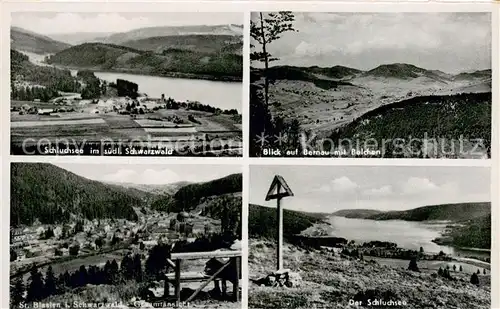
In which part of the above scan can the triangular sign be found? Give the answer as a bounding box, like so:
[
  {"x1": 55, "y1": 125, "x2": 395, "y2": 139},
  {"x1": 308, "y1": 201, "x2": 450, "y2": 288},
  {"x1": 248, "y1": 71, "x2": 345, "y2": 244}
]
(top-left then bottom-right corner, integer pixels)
[{"x1": 265, "y1": 175, "x2": 294, "y2": 201}]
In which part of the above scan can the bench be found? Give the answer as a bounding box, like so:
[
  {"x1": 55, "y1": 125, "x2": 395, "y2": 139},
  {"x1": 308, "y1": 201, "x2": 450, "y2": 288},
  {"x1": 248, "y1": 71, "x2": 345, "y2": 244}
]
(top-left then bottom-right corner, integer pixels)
[{"x1": 164, "y1": 250, "x2": 242, "y2": 304}]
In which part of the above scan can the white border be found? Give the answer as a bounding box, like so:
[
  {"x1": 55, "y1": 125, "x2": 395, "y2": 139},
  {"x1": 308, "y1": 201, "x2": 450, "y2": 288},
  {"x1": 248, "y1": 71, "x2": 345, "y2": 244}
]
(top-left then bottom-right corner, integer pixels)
[{"x1": 1, "y1": 1, "x2": 499, "y2": 309}]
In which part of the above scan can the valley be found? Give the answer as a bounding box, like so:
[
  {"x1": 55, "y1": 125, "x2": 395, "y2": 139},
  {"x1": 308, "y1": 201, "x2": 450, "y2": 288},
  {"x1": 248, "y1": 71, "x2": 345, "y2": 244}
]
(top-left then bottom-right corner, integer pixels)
[
  {"x1": 251, "y1": 64, "x2": 491, "y2": 158},
  {"x1": 10, "y1": 24, "x2": 243, "y2": 156},
  {"x1": 10, "y1": 163, "x2": 242, "y2": 308},
  {"x1": 248, "y1": 202, "x2": 491, "y2": 309}
]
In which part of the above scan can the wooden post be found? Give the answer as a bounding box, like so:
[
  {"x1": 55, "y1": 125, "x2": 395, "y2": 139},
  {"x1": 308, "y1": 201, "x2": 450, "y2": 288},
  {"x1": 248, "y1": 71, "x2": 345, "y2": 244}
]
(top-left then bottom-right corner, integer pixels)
[
  {"x1": 233, "y1": 256, "x2": 240, "y2": 302},
  {"x1": 164, "y1": 278, "x2": 170, "y2": 297},
  {"x1": 175, "y1": 259, "x2": 181, "y2": 304},
  {"x1": 276, "y1": 183, "x2": 283, "y2": 271}
]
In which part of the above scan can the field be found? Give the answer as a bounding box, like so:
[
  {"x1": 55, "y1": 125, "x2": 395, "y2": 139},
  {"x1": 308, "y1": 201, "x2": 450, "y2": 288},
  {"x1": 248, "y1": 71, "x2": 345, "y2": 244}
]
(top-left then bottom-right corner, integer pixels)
[
  {"x1": 265, "y1": 75, "x2": 491, "y2": 139},
  {"x1": 248, "y1": 240, "x2": 490, "y2": 309},
  {"x1": 10, "y1": 100, "x2": 242, "y2": 155}
]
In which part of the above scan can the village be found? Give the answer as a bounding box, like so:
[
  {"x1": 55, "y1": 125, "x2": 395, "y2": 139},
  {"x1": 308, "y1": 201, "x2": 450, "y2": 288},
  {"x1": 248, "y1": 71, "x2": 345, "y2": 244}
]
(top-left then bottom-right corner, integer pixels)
[
  {"x1": 10, "y1": 78, "x2": 243, "y2": 156},
  {"x1": 10, "y1": 210, "x2": 223, "y2": 278}
]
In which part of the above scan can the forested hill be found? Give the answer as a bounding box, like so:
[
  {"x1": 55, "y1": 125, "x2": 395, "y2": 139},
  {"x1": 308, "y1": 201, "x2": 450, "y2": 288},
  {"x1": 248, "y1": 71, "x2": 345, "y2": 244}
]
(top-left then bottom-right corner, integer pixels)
[
  {"x1": 449, "y1": 215, "x2": 490, "y2": 249},
  {"x1": 332, "y1": 209, "x2": 383, "y2": 219},
  {"x1": 173, "y1": 173, "x2": 242, "y2": 211},
  {"x1": 11, "y1": 27, "x2": 71, "y2": 54},
  {"x1": 333, "y1": 202, "x2": 491, "y2": 222},
  {"x1": 11, "y1": 163, "x2": 144, "y2": 227},
  {"x1": 249, "y1": 204, "x2": 325, "y2": 241},
  {"x1": 121, "y1": 34, "x2": 242, "y2": 55},
  {"x1": 10, "y1": 49, "x2": 78, "y2": 94},
  {"x1": 329, "y1": 92, "x2": 491, "y2": 158},
  {"x1": 45, "y1": 42, "x2": 243, "y2": 81},
  {"x1": 94, "y1": 24, "x2": 243, "y2": 44}
]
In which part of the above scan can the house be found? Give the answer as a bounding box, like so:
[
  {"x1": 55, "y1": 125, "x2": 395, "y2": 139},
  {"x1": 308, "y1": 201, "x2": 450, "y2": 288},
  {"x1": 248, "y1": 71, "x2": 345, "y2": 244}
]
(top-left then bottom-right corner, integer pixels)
[
  {"x1": 142, "y1": 240, "x2": 158, "y2": 249},
  {"x1": 90, "y1": 109, "x2": 99, "y2": 114},
  {"x1": 38, "y1": 109, "x2": 53, "y2": 115},
  {"x1": 33, "y1": 99, "x2": 41, "y2": 103}
]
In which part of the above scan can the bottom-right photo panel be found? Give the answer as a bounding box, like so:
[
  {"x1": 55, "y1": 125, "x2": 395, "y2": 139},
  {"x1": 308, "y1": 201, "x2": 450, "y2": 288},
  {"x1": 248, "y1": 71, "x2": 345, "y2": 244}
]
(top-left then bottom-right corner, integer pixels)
[{"x1": 248, "y1": 165, "x2": 491, "y2": 309}]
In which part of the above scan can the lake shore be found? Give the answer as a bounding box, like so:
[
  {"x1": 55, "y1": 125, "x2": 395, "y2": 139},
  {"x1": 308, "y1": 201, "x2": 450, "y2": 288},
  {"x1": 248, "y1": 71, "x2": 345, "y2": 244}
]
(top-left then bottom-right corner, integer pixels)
[{"x1": 54, "y1": 64, "x2": 243, "y2": 82}]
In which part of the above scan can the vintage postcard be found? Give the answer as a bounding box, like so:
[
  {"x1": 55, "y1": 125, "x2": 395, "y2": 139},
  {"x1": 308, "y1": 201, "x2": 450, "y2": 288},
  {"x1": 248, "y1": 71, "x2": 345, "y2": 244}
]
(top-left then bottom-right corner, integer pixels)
[
  {"x1": 9, "y1": 12, "x2": 243, "y2": 156},
  {"x1": 248, "y1": 165, "x2": 491, "y2": 308},
  {"x1": 250, "y1": 12, "x2": 492, "y2": 158},
  {"x1": 9, "y1": 163, "x2": 242, "y2": 308}
]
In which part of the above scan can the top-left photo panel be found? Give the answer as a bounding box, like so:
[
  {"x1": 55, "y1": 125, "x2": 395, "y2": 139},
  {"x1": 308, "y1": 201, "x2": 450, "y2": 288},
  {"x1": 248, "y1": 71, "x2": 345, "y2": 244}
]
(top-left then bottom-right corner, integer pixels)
[{"x1": 9, "y1": 12, "x2": 243, "y2": 156}]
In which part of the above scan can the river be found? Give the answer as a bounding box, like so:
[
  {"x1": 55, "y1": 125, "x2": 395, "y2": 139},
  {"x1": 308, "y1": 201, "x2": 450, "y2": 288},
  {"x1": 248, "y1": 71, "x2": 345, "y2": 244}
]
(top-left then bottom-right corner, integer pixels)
[
  {"x1": 327, "y1": 216, "x2": 490, "y2": 260},
  {"x1": 74, "y1": 70, "x2": 242, "y2": 112}
]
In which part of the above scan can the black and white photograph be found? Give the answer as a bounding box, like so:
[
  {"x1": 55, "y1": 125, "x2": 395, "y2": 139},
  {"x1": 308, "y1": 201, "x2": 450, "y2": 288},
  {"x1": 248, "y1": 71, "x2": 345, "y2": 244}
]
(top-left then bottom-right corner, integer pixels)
[
  {"x1": 10, "y1": 163, "x2": 242, "y2": 308},
  {"x1": 248, "y1": 165, "x2": 491, "y2": 308},
  {"x1": 10, "y1": 12, "x2": 243, "y2": 156},
  {"x1": 250, "y1": 12, "x2": 492, "y2": 158}
]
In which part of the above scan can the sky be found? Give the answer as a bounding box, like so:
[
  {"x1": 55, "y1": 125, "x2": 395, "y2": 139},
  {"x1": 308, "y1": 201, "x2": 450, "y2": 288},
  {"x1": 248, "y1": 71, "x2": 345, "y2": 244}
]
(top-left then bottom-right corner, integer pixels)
[
  {"x1": 55, "y1": 163, "x2": 241, "y2": 185},
  {"x1": 11, "y1": 12, "x2": 243, "y2": 35},
  {"x1": 251, "y1": 12, "x2": 491, "y2": 74},
  {"x1": 250, "y1": 165, "x2": 490, "y2": 213}
]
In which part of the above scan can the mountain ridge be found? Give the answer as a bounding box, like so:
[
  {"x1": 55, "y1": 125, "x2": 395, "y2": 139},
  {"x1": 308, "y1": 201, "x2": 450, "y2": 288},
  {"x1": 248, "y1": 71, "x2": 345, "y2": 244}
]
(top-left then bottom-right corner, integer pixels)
[
  {"x1": 93, "y1": 24, "x2": 243, "y2": 45},
  {"x1": 45, "y1": 42, "x2": 243, "y2": 81},
  {"x1": 11, "y1": 27, "x2": 71, "y2": 55},
  {"x1": 261, "y1": 63, "x2": 491, "y2": 82},
  {"x1": 331, "y1": 202, "x2": 491, "y2": 222}
]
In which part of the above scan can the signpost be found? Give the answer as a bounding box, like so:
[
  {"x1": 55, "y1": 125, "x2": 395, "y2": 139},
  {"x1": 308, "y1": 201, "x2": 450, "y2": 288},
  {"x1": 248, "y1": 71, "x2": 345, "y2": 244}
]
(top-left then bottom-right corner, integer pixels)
[{"x1": 265, "y1": 175, "x2": 294, "y2": 271}]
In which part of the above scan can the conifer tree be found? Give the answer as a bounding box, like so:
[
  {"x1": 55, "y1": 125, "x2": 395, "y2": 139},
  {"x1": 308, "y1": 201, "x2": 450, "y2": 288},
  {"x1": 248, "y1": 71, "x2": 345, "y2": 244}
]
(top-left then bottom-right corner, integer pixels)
[
  {"x1": 11, "y1": 277, "x2": 25, "y2": 307},
  {"x1": 471, "y1": 272, "x2": 479, "y2": 285},
  {"x1": 26, "y1": 266, "x2": 44, "y2": 302},
  {"x1": 44, "y1": 266, "x2": 57, "y2": 297}
]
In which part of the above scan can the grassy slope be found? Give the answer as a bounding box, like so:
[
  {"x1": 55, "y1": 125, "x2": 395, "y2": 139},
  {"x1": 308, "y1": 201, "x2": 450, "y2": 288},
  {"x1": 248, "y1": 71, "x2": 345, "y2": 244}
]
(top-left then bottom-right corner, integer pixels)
[
  {"x1": 249, "y1": 241, "x2": 490, "y2": 309},
  {"x1": 11, "y1": 27, "x2": 71, "y2": 54},
  {"x1": 252, "y1": 64, "x2": 491, "y2": 157},
  {"x1": 46, "y1": 42, "x2": 242, "y2": 80},
  {"x1": 10, "y1": 163, "x2": 144, "y2": 226}
]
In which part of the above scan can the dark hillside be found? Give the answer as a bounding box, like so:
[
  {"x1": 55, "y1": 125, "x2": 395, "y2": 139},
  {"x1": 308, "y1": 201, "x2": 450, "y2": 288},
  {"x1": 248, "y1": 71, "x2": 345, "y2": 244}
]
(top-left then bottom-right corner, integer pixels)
[
  {"x1": 173, "y1": 173, "x2": 242, "y2": 212},
  {"x1": 46, "y1": 42, "x2": 242, "y2": 80},
  {"x1": 368, "y1": 202, "x2": 491, "y2": 222},
  {"x1": 249, "y1": 204, "x2": 325, "y2": 241},
  {"x1": 121, "y1": 34, "x2": 242, "y2": 54},
  {"x1": 11, "y1": 163, "x2": 142, "y2": 226},
  {"x1": 10, "y1": 49, "x2": 78, "y2": 93},
  {"x1": 329, "y1": 92, "x2": 491, "y2": 158}
]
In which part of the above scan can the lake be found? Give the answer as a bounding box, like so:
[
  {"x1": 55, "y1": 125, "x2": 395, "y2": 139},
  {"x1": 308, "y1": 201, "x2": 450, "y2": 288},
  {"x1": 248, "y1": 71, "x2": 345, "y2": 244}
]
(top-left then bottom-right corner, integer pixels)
[
  {"x1": 327, "y1": 216, "x2": 489, "y2": 260},
  {"x1": 75, "y1": 70, "x2": 242, "y2": 112},
  {"x1": 21, "y1": 53, "x2": 242, "y2": 112}
]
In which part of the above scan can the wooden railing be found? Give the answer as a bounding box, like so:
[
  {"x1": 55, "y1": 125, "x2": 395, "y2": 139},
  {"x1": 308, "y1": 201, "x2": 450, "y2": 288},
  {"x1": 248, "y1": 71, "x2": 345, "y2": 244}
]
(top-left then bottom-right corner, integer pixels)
[{"x1": 164, "y1": 250, "x2": 242, "y2": 304}]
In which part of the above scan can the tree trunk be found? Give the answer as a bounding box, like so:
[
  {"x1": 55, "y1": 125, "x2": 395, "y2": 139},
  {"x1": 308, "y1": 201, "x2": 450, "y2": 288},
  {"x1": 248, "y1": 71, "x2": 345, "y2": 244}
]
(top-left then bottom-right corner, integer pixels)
[{"x1": 259, "y1": 12, "x2": 270, "y2": 108}]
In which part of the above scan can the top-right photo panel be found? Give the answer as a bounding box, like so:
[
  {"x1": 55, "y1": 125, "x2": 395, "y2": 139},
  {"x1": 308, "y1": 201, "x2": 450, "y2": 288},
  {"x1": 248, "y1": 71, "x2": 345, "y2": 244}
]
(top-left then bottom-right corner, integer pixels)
[{"x1": 250, "y1": 12, "x2": 492, "y2": 159}]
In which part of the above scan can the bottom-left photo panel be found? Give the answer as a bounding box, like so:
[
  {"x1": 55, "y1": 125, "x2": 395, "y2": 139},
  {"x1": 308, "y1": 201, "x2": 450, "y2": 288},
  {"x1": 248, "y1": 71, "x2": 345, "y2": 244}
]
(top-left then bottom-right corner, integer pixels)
[{"x1": 9, "y1": 162, "x2": 243, "y2": 309}]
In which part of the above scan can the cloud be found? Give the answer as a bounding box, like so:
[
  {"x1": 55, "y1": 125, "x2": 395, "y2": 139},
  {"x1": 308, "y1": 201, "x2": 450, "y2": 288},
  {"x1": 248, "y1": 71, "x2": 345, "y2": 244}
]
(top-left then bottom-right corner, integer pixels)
[
  {"x1": 101, "y1": 168, "x2": 182, "y2": 185},
  {"x1": 363, "y1": 185, "x2": 393, "y2": 197},
  {"x1": 315, "y1": 176, "x2": 358, "y2": 193},
  {"x1": 261, "y1": 12, "x2": 490, "y2": 73},
  {"x1": 401, "y1": 177, "x2": 440, "y2": 195},
  {"x1": 12, "y1": 12, "x2": 243, "y2": 35},
  {"x1": 294, "y1": 41, "x2": 342, "y2": 57}
]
